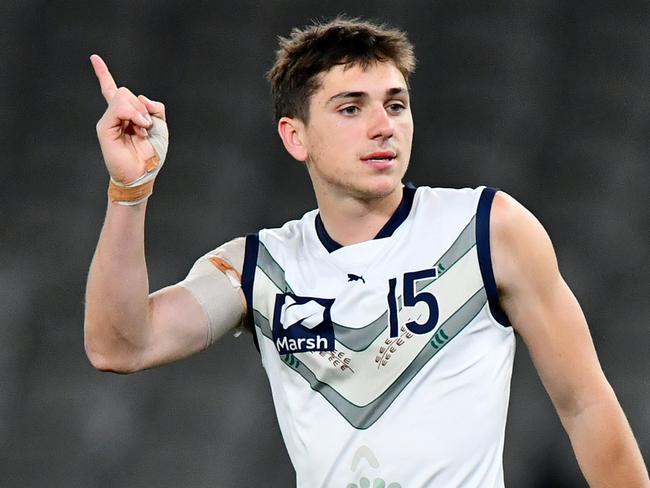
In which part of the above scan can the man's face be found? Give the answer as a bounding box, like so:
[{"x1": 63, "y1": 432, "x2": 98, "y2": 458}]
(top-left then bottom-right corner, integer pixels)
[{"x1": 298, "y1": 61, "x2": 413, "y2": 201}]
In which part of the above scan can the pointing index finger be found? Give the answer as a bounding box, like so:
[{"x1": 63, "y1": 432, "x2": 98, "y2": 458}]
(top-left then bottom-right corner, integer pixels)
[{"x1": 90, "y1": 54, "x2": 118, "y2": 103}]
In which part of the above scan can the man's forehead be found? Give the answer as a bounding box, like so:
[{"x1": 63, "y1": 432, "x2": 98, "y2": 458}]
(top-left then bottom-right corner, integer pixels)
[{"x1": 314, "y1": 61, "x2": 408, "y2": 99}]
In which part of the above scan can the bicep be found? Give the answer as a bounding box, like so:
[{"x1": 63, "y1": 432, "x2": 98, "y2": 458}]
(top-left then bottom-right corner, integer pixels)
[
  {"x1": 492, "y1": 192, "x2": 612, "y2": 418},
  {"x1": 136, "y1": 238, "x2": 247, "y2": 370},
  {"x1": 137, "y1": 284, "x2": 213, "y2": 369}
]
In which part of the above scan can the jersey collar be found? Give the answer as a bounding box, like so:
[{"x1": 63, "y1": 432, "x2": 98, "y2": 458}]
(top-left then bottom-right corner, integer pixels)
[{"x1": 315, "y1": 183, "x2": 417, "y2": 253}]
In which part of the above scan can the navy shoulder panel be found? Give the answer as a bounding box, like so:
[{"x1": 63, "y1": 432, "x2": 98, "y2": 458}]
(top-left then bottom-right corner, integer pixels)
[
  {"x1": 241, "y1": 233, "x2": 261, "y2": 351},
  {"x1": 476, "y1": 188, "x2": 511, "y2": 327}
]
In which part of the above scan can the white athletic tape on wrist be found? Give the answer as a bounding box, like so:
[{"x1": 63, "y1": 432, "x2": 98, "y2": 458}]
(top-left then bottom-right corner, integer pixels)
[{"x1": 108, "y1": 116, "x2": 169, "y2": 205}]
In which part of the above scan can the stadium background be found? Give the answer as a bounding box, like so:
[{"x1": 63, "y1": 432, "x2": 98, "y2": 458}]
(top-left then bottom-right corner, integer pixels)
[{"x1": 0, "y1": 1, "x2": 648, "y2": 486}]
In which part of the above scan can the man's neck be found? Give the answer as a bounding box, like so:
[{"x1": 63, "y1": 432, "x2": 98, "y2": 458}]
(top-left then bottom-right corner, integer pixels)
[{"x1": 316, "y1": 185, "x2": 404, "y2": 247}]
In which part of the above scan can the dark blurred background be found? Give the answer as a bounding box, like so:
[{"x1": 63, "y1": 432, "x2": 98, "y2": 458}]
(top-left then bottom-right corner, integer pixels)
[{"x1": 0, "y1": 0, "x2": 648, "y2": 486}]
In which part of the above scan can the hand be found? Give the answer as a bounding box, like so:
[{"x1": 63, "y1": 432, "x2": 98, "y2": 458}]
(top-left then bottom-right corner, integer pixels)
[{"x1": 90, "y1": 54, "x2": 167, "y2": 185}]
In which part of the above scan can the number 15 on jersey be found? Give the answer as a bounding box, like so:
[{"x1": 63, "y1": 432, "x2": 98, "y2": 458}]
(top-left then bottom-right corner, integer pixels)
[{"x1": 387, "y1": 268, "x2": 440, "y2": 338}]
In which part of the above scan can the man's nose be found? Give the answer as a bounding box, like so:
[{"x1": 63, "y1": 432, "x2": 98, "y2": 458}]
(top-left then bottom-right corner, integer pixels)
[{"x1": 367, "y1": 106, "x2": 394, "y2": 140}]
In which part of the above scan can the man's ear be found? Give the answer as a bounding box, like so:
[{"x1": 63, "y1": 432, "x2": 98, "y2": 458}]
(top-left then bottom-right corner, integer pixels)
[{"x1": 277, "y1": 116, "x2": 308, "y2": 162}]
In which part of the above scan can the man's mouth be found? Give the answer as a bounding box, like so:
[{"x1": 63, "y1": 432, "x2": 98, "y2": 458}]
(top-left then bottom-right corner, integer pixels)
[
  {"x1": 361, "y1": 150, "x2": 396, "y2": 161},
  {"x1": 361, "y1": 151, "x2": 397, "y2": 167}
]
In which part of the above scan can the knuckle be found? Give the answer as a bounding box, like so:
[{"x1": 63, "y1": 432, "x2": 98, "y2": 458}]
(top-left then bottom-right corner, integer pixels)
[
  {"x1": 116, "y1": 86, "x2": 133, "y2": 99},
  {"x1": 95, "y1": 114, "x2": 108, "y2": 132},
  {"x1": 108, "y1": 107, "x2": 129, "y2": 123},
  {"x1": 116, "y1": 101, "x2": 135, "y2": 115}
]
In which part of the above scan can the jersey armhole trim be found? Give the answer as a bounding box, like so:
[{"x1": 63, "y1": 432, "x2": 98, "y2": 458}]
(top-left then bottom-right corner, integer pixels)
[
  {"x1": 476, "y1": 187, "x2": 512, "y2": 327},
  {"x1": 242, "y1": 233, "x2": 261, "y2": 351}
]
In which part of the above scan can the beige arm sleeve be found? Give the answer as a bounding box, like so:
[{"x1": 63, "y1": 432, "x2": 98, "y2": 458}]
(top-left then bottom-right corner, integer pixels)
[{"x1": 177, "y1": 237, "x2": 246, "y2": 346}]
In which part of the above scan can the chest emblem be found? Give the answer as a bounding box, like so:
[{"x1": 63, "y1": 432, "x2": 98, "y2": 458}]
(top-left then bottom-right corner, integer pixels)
[
  {"x1": 347, "y1": 273, "x2": 366, "y2": 284},
  {"x1": 272, "y1": 294, "x2": 335, "y2": 354}
]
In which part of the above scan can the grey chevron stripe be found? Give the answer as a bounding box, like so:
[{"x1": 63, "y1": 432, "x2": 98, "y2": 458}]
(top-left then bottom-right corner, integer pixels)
[
  {"x1": 279, "y1": 288, "x2": 488, "y2": 429},
  {"x1": 258, "y1": 242, "x2": 293, "y2": 294},
  {"x1": 417, "y1": 215, "x2": 476, "y2": 292},
  {"x1": 332, "y1": 312, "x2": 387, "y2": 352},
  {"x1": 253, "y1": 214, "x2": 478, "y2": 351},
  {"x1": 254, "y1": 309, "x2": 273, "y2": 339}
]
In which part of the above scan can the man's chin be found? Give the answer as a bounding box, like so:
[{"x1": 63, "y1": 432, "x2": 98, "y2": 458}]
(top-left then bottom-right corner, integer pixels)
[{"x1": 349, "y1": 179, "x2": 402, "y2": 201}]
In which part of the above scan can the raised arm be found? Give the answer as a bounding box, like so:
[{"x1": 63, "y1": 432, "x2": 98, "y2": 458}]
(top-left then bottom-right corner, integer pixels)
[
  {"x1": 84, "y1": 55, "x2": 244, "y2": 374},
  {"x1": 490, "y1": 191, "x2": 649, "y2": 487}
]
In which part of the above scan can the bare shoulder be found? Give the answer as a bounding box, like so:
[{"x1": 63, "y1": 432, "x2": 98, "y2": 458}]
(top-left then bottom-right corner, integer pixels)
[
  {"x1": 489, "y1": 191, "x2": 563, "y2": 327},
  {"x1": 489, "y1": 190, "x2": 553, "y2": 257}
]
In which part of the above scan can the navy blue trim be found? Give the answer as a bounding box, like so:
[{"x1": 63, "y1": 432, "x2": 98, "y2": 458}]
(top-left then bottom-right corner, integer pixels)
[
  {"x1": 315, "y1": 214, "x2": 342, "y2": 252},
  {"x1": 375, "y1": 183, "x2": 416, "y2": 239},
  {"x1": 476, "y1": 187, "x2": 512, "y2": 327},
  {"x1": 315, "y1": 183, "x2": 417, "y2": 253},
  {"x1": 241, "y1": 233, "x2": 260, "y2": 351}
]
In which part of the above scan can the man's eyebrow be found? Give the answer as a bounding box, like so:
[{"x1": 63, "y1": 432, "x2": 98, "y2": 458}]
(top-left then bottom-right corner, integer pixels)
[
  {"x1": 327, "y1": 91, "x2": 368, "y2": 104},
  {"x1": 387, "y1": 87, "x2": 409, "y2": 97},
  {"x1": 326, "y1": 87, "x2": 409, "y2": 105}
]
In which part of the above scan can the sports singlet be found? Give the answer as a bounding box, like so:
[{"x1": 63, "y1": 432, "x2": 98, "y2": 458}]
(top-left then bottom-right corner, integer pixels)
[{"x1": 241, "y1": 185, "x2": 516, "y2": 487}]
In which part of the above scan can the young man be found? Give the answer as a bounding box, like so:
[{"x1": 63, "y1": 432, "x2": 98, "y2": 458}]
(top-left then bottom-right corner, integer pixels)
[{"x1": 85, "y1": 18, "x2": 648, "y2": 488}]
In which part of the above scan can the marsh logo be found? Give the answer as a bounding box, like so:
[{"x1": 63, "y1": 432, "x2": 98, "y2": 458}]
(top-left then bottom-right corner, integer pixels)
[{"x1": 272, "y1": 294, "x2": 335, "y2": 354}]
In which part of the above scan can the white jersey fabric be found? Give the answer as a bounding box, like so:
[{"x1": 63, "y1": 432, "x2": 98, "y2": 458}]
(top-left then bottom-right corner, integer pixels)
[{"x1": 239, "y1": 185, "x2": 516, "y2": 488}]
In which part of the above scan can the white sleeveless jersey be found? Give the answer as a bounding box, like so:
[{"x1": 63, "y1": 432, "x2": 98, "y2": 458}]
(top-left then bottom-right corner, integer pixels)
[{"x1": 241, "y1": 185, "x2": 516, "y2": 488}]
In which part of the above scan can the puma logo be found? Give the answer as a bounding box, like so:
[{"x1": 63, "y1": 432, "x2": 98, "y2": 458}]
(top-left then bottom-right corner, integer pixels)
[{"x1": 347, "y1": 273, "x2": 366, "y2": 284}]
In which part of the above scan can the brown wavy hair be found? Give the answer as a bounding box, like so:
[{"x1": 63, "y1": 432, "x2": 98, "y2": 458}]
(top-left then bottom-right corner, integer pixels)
[{"x1": 267, "y1": 16, "x2": 416, "y2": 123}]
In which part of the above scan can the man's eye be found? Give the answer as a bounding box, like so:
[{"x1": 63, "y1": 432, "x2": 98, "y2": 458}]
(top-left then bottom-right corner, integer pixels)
[
  {"x1": 387, "y1": 103, "x2": 406, "y2": 114},
  {"x1": 340, "y1": 106, "x2": 359, "y2": 115}
]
